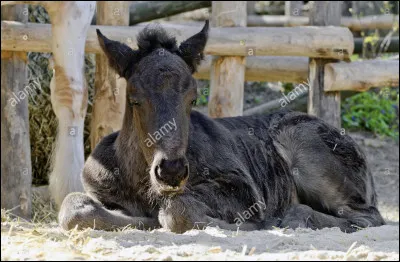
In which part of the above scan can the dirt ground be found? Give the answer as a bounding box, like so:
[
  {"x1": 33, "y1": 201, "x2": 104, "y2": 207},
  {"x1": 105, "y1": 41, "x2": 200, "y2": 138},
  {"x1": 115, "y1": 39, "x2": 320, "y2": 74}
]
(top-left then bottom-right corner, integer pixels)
[{"x1": 1, "y1": 132, "x2": 399, "y2": 261}]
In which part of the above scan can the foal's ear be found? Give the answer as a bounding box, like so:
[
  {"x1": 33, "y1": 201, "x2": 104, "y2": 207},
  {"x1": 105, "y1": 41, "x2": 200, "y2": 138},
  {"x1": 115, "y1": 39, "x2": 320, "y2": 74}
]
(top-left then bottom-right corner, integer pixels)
[
  {"x1": 178, "y1": 20, "x2": 209, "y2": 74},
  {"x1": 96, "y1": 29, "x2": 136, "y2": 78}
]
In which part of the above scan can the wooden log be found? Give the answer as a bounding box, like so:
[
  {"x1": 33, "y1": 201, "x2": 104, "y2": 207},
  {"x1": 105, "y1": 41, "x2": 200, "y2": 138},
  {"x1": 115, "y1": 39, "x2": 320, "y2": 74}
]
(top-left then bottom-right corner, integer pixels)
[
  {"x1": 308, "y1": 1, "x2": 342, "y2": 128},
  {"x1": 341, "y1": 14, "x2": 399, "y2": 31},
  {"x1": 90, "y1": 1, "x2": 129, "y2": 149},
  {"x1": 1, "y1": 1, "x2": 48, "y2": 5},
  {"x1": 2, "y1": 1, "x2": 212, "y2": 24},
  {"x1": 177, "y1": 12, "x2": 399, "y2": 30},
  {"x1": 247, "y1": 15, "x2": 309, "y2": 27},
  {"x1": 139, "y1": 22, "x2": 399, "y2": 55},
  {"x1": 11, "y1": 0, "x2": 389, "y2": 31},
  {"x1": 324, "y1": 59, "x2": 399, "y2": 92},
  {"x1": 45, "y1": 2, "x2": 95, "y2": 208},
  {"x1": 194, "y1": 56, "x2": 308, "y2": 83},
  {"x1": 208, "y1": 1, "x2": 246, "y2": 118},
  {"x1": 255, "y1": 3, "x2": 285, "y2": 15},
  {"x1": 0, "y1": 21, "x2": 354, "y2": 60},
  {"x1": 248, "y1": 14, "x2": 400, "y2": 29},
  {"x1": 243, "y1": 90, "x2": 364, "y2": 117},
  {"x1": 243, "y1": 90, "x2": 309, "y2": 116},
  {"x1": 129, "y1": 1, "x2": 211, "y2": 25},
  {"x1": 90, "y1": 2, "x2": 212, "y2": 25},
  {"x1": 1, "y1": 4, "x2": 32, "y2": 219},
  {"x1": 354, "y1": 36, "x2": 399, "y2": 54}
]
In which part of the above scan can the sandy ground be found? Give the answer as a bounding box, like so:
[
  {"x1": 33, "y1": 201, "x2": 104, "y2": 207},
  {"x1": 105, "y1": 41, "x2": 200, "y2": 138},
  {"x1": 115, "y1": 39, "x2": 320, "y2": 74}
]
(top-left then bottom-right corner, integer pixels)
[{"x1": 1, "y1": 132, "x2": 399, "y2": 261}]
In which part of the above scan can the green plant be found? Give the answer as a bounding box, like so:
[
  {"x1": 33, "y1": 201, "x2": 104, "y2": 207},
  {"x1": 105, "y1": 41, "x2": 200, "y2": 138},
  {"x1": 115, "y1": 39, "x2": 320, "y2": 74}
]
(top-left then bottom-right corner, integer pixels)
[
  {"x1": 342, "y1": 89, "x2": 399, "y2": 139},
  {"x1": 196, "y1": 87, "x2": 209, "y2": 106}
]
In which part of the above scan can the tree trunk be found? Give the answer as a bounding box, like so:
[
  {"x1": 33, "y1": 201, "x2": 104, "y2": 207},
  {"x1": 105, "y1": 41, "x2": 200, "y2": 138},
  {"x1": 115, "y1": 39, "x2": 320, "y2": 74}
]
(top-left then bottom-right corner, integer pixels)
[{"x1": 46, "y1": 1, "x2": 95, "y2": 208}]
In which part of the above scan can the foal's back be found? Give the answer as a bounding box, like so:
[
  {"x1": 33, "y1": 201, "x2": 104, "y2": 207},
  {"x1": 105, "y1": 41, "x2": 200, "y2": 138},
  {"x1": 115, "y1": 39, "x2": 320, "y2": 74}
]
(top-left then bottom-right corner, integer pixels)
[{"x1": 187, "y1": 109, "x2": 383, "y2": 229}]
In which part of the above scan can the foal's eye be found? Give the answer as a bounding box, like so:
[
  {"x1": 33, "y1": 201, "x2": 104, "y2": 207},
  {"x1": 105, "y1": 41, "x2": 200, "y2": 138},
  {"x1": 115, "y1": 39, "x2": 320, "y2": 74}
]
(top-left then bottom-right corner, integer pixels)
[
  {"x1": 129, "y1": 99, "x2": 141, "y2": 107},
  {"x1": 191, "y1": 99, "x2": 197, "y2": 106}
]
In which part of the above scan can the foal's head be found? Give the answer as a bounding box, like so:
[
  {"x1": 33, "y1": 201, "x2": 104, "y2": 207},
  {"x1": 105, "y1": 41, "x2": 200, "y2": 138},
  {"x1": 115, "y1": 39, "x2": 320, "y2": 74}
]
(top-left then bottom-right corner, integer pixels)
[{"x1": 97, "y1": 21, "x2": 209, "y2": 195}]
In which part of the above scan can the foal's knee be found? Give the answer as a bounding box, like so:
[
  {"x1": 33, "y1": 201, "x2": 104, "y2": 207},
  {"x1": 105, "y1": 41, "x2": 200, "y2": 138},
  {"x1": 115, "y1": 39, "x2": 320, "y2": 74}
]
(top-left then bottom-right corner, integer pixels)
[
  {"x1": 158, "y1": 198, "x2": 206, "y2": 234},
  {"x1": 58, "y1": 192, "x2": 97, "y2": 230},
  {"x1": 158, "y1": 207, "x2": 193, "y2": 233}
]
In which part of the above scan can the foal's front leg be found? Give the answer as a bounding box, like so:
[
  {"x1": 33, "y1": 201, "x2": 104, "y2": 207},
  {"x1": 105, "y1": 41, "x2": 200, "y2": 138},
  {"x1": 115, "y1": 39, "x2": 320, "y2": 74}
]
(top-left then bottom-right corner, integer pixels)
[
  {"x1": 158, "y1": 193, "x2": 260, "y2": 233},
  {"x1": 59, "y1": 192, "x2": 160, "y2": 230}
]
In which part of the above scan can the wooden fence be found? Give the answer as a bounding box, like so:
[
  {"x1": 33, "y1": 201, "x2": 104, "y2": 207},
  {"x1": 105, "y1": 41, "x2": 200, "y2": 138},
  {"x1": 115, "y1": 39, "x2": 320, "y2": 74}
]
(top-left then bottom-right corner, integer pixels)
[{"x1": 1, "y1": 1, "x2": 399, "y2": 219}]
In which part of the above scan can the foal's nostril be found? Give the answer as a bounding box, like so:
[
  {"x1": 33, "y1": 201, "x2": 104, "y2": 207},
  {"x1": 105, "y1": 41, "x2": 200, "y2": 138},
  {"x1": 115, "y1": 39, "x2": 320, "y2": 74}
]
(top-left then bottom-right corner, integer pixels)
[
  {"x1": 156, "y1": 158, "x2": 189, "y2": 187},
  {"x1": 161, "y1": 158, "x2": 184, "y2": 173}
]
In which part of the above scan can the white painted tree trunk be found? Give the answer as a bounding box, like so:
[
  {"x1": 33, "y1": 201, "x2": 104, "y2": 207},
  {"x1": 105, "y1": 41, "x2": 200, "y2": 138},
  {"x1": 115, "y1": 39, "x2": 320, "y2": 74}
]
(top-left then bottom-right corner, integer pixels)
[
  {"x1": 1, "y1": 1, "x2": 95, "y2": 208},
  {"x1": 45, "y1": 2, "x2": 95, "y2": 208}
]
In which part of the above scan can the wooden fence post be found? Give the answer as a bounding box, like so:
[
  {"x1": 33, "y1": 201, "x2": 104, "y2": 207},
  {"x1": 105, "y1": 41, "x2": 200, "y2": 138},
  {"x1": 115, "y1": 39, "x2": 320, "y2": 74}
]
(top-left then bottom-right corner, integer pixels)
[
  {"x1": 247, "y1": 1, "x2": 256, "y2": 15},
  {"x1": 90, "y1": 1, "x2": 130, "y2": 149},
  {"x1": 1, "y1": 4, "x2": 32, "y2": 219},
  {"x1": 285, "y1": 1, "x2": 303, "y2": 17},
  {"x1": 308, "y1": 1, "x2": 342, "y2": 128},
  {"x1": 208, "y1": 1, "x2": 247, "y2": 118}
]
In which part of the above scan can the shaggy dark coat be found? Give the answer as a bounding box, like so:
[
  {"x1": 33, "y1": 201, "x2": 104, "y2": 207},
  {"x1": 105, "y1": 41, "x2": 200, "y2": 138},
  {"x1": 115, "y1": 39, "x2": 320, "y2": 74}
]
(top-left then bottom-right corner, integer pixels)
[{"x1": 59, "y1": 21, "x2": 385, "y2": 233}]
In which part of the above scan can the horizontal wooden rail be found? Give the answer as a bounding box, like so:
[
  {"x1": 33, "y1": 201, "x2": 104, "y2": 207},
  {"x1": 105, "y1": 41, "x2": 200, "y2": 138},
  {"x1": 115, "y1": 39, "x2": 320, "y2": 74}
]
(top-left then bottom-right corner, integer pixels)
[
  {"x1": 1, "y1": 20, "x2": 395, "y2": 87},
  {"x1": 247, "y1": 14, "x2": 399, "y2": 30},
  {"x1": 324, "y1": 59, "x2": 399, "y2": 91},
  {"x1": 196, "y1": 56, "x2": 400, "y2": 90},
  {"x1": 342, "y1": 14, "x2": 399, "y2": 31},
  {"x1": 2, "y1": 1, "x2": 398, "y2": 31},
  {"x1": 1, "y1": 21, "x2": 354, "y2": 59},
  {"x1": 195, "y1": 56, "x2": 308, "y2": 82}
]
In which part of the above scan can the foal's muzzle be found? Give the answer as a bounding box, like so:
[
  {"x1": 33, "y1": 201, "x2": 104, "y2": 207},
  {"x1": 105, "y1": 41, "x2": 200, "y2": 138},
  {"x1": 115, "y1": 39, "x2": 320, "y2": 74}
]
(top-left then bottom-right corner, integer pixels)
[{"x1": 151, "y1": 156, "x2": 189, "y2": 195}]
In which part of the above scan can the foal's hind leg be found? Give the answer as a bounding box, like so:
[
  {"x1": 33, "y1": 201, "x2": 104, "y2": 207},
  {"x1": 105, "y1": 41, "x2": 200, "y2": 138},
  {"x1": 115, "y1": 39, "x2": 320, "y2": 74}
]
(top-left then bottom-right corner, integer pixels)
[
  {"x1": 59, "y1": 192, "x2": 160, "y2": 230},
  {"x1": 280, "y1": 204, "x2": 385, "y2": 233},
  {"x1": 274, "y1": 114, "x2": 385, "y2": 232}
]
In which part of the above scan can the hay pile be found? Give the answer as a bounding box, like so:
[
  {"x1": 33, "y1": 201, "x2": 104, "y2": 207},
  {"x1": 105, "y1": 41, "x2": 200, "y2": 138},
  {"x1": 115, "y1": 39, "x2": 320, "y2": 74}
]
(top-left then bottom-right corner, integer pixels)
[{"x1": 27, "y1": 5, "x2": 95, "y2": 185}]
